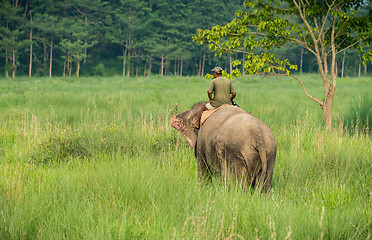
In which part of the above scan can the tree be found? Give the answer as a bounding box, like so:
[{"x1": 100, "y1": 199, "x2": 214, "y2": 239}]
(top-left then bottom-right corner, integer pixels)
[
  {"x1": 31, "y1": 13, "x2": 60, "y2": 77},
  {"x1": 194, "y1": 0, "x2": 371, "y2": 129},
  {"x1": 64, "y1": 0, "x2": 108, "y2": 63},
  {"x1": 0, "y1": 0, "x2": 29, "y2": 79},
  {"x1": 110, "y1": 0, "x2": 150, "y2": 77},
  {"x1": 147, "y1": 1, "x2": 179, "y2": 76},
  {"x1": 29, "y1": 0, "x2": 69, "y2": 78},
  {"x1": 60, "y1": 35, "x2": 95, "y2": 78},
  {"x1": 191, "y1": 0, "x2": 245, "y2": 76}
]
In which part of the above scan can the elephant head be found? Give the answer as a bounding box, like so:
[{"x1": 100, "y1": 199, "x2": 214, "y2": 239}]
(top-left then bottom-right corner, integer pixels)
[{"x1": 170, "y1": 102, "x2": 205, "y2": 148}]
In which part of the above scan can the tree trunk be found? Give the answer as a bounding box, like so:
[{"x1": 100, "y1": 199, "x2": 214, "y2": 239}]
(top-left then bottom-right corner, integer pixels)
[
  {"x1": 12, "y1": 49, "x2": 16, "y2": 79},
  {"x1": 341, "y1": 51, "x2": 345, "y2": 78},
  {"x1": 121, "y1": 45, "x2": 127, "y2": 77},
  {"x1": 127, "y1": 34, "x2": 131, "y2": 77},
  {"x1": 149, "y1": 58, "x2": 152, "y2": 75},
  {"x1": 323, "y1": 59, "x2": 337, "y2": 130},
  {"x1": 122, "y1": 58, "x2": 126, "y2": 77},
  {"x1": 180, "y1": 59, "x2": 183, "y2": 77},
  {"x1": 322, "y1": 21, "x2": 337, "y2": 131},
  {"x1": 69, "y1": 62, "x2": 72, "y2": 77},
  {"x1": 5, "y1": 21, "x2": 9, "y2": 78},
  {"x1": 201, "y1": 52, "x2": 206, "y2": 76},
  {"x1": 49, "y1": 38, "x2": 53, "y2": 77},
  {"x1": 160, "y1": 54, "x2": 166, "y2": 76},
  {"x1": 127, "y1": 49, "x2": 131, "y2": 77},
  {"x1": 300, "y1": 47, "x2": 303, "y2": 75},
  {"x1": 68, "y1": 52, "x2": 72, "y2": 77},
  {"x1": 323, "y1": 91, "x2": 334, "y2": 130},
  {"x1": 321, "y1": 66, "x2": 337, "y2": 130},
  {"x1": 5, "y1": 49, "x2": 9, "y2": 78},
  {"x1": 131, "y1": 51, "x2": 134, "y2": 76},
  {"x1": 12, "y1": 35, "x2": 16, "y2": 79},
  {"x1": 67, "y1": 53, "x2": 70, "y2": 77},
  {"x1": 84, "y1": 42, "x2": 87, "y2": 64},
  {"x1": 84, "y1": 16, "x2": 87, "y2": 64},
  {"x1": 63, "y1": 60, "x2": 66, "y2": 77},
  {"x1": 174, "y1": 59, "x2": 177, "y2": 76},
  {"x1": 77, "y1": 60, "x2": 80, "y2": 78},
  {"x1": 29, "y1": 10, "x2": 32, "y2": 78}
]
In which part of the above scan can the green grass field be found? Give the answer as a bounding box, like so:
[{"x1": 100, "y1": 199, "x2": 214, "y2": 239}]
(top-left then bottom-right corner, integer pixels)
[{"x1": 0, "y1": 74, "x2": 371, "y2": 239}]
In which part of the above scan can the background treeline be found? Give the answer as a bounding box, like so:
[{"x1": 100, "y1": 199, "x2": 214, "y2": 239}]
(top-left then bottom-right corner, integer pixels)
[{"x1": 0, "y1": 0, "x2": 371, "y2": 78}]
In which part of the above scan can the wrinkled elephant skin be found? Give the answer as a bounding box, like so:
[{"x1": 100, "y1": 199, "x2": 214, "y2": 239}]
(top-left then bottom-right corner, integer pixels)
[{"x1": 171, "y1": 103, "x2": 276, "y2": 193}]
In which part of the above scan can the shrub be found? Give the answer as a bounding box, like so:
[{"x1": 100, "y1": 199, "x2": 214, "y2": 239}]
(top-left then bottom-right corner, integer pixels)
[
  {"x1": 94, "y1": 63, "x2": 105, "y2": 76},
  {"x1": 30, "y1": 127, "x2": 91, "y2": 165}
]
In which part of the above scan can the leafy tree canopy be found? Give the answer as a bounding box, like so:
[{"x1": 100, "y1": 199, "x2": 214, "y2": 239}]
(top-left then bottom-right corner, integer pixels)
[
  {"x1": 194, "y1": 0, "x2": 371, "y2": 77},
  {"x1": 193, "y1": 0, "x2": 371, "y2": 129}
]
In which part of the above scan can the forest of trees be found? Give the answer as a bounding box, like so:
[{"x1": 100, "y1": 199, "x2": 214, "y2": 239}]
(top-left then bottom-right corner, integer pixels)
[{"x1": 0, "y1": 0, "x2": 370, "y2": 78}]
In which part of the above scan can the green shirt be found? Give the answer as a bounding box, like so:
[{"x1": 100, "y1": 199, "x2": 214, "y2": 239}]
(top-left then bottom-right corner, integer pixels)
[{"x1": 208, "y1": 77, "x2": 235, "y2": 108}]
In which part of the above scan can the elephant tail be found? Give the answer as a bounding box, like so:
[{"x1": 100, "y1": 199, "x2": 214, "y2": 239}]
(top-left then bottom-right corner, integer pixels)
[{"x1": 257, "y1": 144, "x2": 268, "y2": 191}]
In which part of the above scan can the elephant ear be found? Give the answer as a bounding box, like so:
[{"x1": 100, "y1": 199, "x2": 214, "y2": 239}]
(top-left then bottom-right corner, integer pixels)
[
  {"x1": 189, "y1": 113, "x2": 200, "y2": 129},
  {"x1": 171, "y1": 111, "x2": 198, "y2": 148},
  {"x1": 189, "y1": 102, "x2": 205, "y2": 128}
]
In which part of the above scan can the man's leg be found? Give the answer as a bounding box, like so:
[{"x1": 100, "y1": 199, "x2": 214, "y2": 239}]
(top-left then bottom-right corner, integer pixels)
[{"x1": 196, "y1": 103, "x2": 214, "y2": 128}]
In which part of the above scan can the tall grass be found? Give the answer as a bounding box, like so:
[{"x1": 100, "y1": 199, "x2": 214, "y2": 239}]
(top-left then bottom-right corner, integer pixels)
[
  {"x1": 0, "y1": 75, "x2": 371, "y2": 239},
  {"x1": 343, "y1": 94, "x2": 371, "y2": 135}
]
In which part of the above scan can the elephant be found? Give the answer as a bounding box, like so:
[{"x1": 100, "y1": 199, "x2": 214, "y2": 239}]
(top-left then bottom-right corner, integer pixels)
[{"x1": 171, "y1": 102, "x2": 276, "y2": 193}]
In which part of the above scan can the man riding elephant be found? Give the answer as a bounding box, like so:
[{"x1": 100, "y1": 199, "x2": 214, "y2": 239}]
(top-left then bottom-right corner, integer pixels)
[
  {"x1": 171, "y1": 102, "x2": 276, "y2": 193},
  {"x1": 197, "y1": 67, "x2": 236, "y2": 128}
]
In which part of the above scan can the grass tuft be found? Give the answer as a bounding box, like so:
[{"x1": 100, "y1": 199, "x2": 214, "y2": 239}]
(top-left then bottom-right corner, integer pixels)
[
  {"x1": 30, "y1": 127, "x2": 91, "y2": 164},
  {"x1": 343, "y1": 94, "x2": 371, "y2": 135}
]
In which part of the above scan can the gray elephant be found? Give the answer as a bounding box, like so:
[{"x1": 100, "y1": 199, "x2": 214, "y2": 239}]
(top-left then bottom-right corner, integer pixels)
[{"x1": 171, "y1": 103, "x2": 276, "y2": 193}]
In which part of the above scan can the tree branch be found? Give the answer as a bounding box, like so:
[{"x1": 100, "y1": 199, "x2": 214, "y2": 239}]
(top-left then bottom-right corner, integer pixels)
[
  {"x1": 283, "y1": 35, "x2": 317, "y2": 55},
  {"x1": 229, "y1": 31, "x2": 267, "y2": 37},
  {"x1": 336, "y1": 39, "x2": 361, "y2": 54},
  {"x1": 233, "y1": 72, "x2": 324, "y2": 107},
  {"x1": 293, "y1": 0, "x2": 318, "y2": 46},
  {"x1": 330, "y1": 19, "x2": 337, "y2": 88},
  {"x1": 207, "y1": 38, "x2": 282, "y2": 54},
  {"x1": 293, "y1": 0, "x2": 327, "y2": 78},
  {"x1": 318, "y1": 1, "x2": 334, "y2": 42},
  {"x1": 232, "y1": 72, "x2": 268, "y2": 80},
  {"x1": 289, "y1": 74, "x2": 324, "y2": 106},
  {"x1": 334, "y1": 19, "x2": 350, "y2": 40}
]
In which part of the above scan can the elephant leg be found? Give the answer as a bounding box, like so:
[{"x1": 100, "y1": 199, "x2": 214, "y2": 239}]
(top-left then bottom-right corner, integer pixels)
[
  {"x1": 256, "y1": 145, "x2": 268, "y2": 192},
  {"x1": 241, "y1": 147, "x2": 262, "y2": 189},
  {"x1": 262, "y1": 170, "x2": 273, "y2": 193},
  {"x1": 196, "y1": 152, "x2": 212, "y2": 183},
  {"x1": 262, "y1": 152, "x2": 276, "y2": 193},
  {"x1": 227, "y1": 157, "x2": 250, "y2": 187}
]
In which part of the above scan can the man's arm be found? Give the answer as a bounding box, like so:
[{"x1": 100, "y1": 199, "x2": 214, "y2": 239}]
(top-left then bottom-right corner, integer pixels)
[
  {"x1": 230, "y1": 81, "x2": 236, "y2": 101},
  {"x1": 231, "y1": 91, "x2": 236, "y2": 100},
  {"x1": 207, "y1": 91, "x2": 213, "y2": 102}
]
